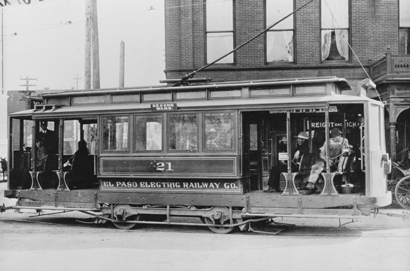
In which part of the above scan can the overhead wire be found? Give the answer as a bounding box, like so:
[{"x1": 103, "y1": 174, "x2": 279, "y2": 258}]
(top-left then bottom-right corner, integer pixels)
[
  {"x1": 1, "y1": 0, "x2": 228, "y2": 38},
  {"x1": 323, "y1": 0, "x2": 382, "y2": 101}
]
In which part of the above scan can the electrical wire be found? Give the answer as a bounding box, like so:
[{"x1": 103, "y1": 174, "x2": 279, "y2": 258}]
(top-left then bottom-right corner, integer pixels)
[{"x1": 323, "y1": 0, "x2": 382, "y2": 101}]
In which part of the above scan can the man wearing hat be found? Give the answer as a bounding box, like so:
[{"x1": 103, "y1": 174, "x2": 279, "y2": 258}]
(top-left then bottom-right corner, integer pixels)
[
  {"x1": 303, "y1": 127, "x2": 350, "y2": 195},
  {"x1": 319, "y1": 127, "x2": 349, "y2": 169},
  {"x1": 266, "y1": 131, "x2": 310, "y2": 192},
  {"x1": 38, "y1": 121, "x2": 58, "y2": 154}
]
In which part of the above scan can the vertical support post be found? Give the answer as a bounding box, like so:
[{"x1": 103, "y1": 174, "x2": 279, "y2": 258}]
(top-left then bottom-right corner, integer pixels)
[
  {"x1": 385, "y1": 47, "x2": 392, "y2": 77},
  {"x1": 57, "y1": 120, "x2": 69, "y2": 191},
  {"x1": 282, "y1": 111, "x2": 299, "y2": 195},
  {"x1": 325, "y1": 109, "x2": 330, "y2": 173},
  {"x1": 390, "y1": 122, "x2": 397, "y2": 161}
]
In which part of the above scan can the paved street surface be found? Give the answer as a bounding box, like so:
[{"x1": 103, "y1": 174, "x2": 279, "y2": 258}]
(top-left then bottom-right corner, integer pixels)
[{"x1": 1, "y1": 182, "x2": 409, "y2": 271}]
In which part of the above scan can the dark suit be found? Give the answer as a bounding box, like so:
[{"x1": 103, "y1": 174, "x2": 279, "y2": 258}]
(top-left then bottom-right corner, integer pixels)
[
  {"x1": 268, "y1": 141, "x2": 309, "y2": 190},
  {"x1": 39, "y1": 129, "x2": 58, "y2": 154}
]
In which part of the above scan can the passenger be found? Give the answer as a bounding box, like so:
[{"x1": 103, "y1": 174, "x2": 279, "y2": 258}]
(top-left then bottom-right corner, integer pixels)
[
  {"x1": 35, "y1": 138, "x2": 48, "y2": 171},
  {"x1": 39, "y1": 121, "x2": 58, "y2": 154},
  {"x1": 266, "y1": 131, "x2": 309, "y2": 193},
  {"x1": 347, "y1": 115, "x2": 365, "y2": 188},
  {"x1": 304, "y1": 127, "x2": 349, "y2": 195},
  {"x1": 64, "y1": 140, "x2": 89, "y2": 169},
  {"x1": 319, "y1": 127, "x2": 349, "y2": 171}
]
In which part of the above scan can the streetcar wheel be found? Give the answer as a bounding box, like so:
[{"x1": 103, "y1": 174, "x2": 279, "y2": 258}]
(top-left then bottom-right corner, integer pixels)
[
  {"x1": 395, "y1": 176, "x2": 410, "y2": 210},
  {"x1": 112, "y1": 215, "x2": 140, "y2": 230},
  {"x1": 203, "y1": 217, "x2": 235, "y2": 234}
]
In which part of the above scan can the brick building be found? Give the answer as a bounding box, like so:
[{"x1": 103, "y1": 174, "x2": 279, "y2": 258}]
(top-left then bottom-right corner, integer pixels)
[{"x1": 164, "y1": 0, "x2": 410, "y2": 166}]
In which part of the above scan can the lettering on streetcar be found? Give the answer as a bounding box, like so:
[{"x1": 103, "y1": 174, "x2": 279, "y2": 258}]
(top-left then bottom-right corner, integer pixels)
[
  {"x1": 151, "y1": 103, "x2": 177, "y2": 111},
  {"x1": 101, "y1": 180, "x2": 239, "y2": 190}
]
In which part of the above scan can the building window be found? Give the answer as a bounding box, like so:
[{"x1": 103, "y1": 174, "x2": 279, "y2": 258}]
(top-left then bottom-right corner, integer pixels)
[
  {"x1": 205, "y1": 0, "x2": 234, "y2": 64},
  {"x1": 102, "y1": 116, "x2": 129, "y2": 151},
  {"x1": 266, "y1": 0, "x2": 294, "y2": 62},
  {"x1": 321, "y1": 0, "x2": 349, "y2": 61},
  {"x1": 399, "y1": 0, "x2": 410, "y2": 54}
]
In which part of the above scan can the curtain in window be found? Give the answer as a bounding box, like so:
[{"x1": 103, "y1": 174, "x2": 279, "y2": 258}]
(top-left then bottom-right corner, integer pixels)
[
  {"x1": 207, "y1": 33, "x2": 233, "y2": 64},
  {"x1": 321, "y1": 30, "x2": 332, "y2": 60},
  {"x1": 335, "y1": 29, "x2": 349, "y2": 60},
  {"x1": 267, "y1": 31, "x2": 294, "y2": 62},
  {"x1": 399, "y1": 29, "x2": 410, "y2": 54}
]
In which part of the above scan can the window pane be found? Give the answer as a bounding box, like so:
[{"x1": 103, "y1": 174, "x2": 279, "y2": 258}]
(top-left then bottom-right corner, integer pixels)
[
  {"x1": 207, "y1": 33, "x2": 234, "y2": 63},
  {"x1": 83, "y1": 123, "x2": 97, "y2": 155},
  {"x1": 169, "y1": 114, "x2": 198, "y2": 151},
  {"x1": 103, "y1": 116, "x2": 129, "y2": 151},
  {"x1": 205, "y1": 112, "x2": 235, "y2": 151},
  {"x1": 206, "y1": 0, "x2": 233, "y2": 31},
  {"x1": 250, "y1": 124, "x2": 258, "y2": 151},
  {"x1": 266, "y1": 0, "x2": 293, "y2": 29},
  {"x1": 399, "y1": 28, "x2": 410, "y2": 54},
  {"x1": 267, "y1": 31, "x2": 294, "y2": 62},
  {"x1": 321, "y1": 29, "x2": 349, "y2": 60},
  {"x1": 64, "y1": 120, "x2": 77, "y2": 155},
  {"x1": 400, "y1": 0, "x2": 410, "y2": 27},
  {"x1": 321, "y1": 0, "x2": 348, "y2": 28},
  {"x1": 135, "y1": 115, "x2": 162, "y2": 151}
]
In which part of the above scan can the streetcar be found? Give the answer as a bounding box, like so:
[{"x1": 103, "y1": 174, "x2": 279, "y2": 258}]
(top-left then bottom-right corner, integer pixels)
[{"x1": 2, "y1": 76, "x2": 399, "y2": 233}]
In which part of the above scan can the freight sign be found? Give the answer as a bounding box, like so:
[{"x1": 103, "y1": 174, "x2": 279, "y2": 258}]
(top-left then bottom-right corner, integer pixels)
[{"x1": 0, "y1": 0, "x2": 47, "y2": 6}]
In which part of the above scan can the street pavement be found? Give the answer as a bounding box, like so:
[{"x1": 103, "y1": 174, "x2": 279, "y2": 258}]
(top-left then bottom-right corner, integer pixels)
[{"x1": 1, "y1": 182, "x2": 409, "y2": 271}]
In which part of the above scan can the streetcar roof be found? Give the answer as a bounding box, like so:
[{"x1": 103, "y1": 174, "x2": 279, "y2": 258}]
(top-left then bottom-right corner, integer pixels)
[
  {"x1": 10, "y1": 93, "x2": 380, "y2": 119},
  {"x1": 9, "y1": 77, "x2": 383, "y2": 119}
]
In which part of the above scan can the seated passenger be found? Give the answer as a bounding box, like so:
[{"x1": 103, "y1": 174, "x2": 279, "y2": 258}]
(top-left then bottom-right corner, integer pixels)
[
  {"x1": 64, "y1": 140, "x2": 89, "y2": 170},
  {"x1": 35, "y1": 138, "x2": 48, "y2": 171},
  {"x1": 319, "y1": 127, "x2": 349, "y2": 171},
  {"x1": 266, "y1": 132, "x2": 309, "y2": 193},
  {"x1": 305, "y1": 127, "x2": 349, "y2": 195}
]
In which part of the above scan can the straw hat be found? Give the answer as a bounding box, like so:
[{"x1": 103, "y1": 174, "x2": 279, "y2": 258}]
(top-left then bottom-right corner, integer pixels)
[
  {"x1": 330, "y1": 127, "x2": 341, "y2": 137},
  {"x1": 295, "y1": 131, "x2": 309, "y2": 140}
]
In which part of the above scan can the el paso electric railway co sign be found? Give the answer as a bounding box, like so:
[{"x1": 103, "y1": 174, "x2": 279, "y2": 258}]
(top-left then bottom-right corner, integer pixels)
[{"x1": 100, "y1": 180, "x2": 241, "y2": 193}]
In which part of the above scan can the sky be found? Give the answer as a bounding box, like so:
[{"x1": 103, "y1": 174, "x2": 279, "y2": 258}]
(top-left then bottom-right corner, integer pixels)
[{"x1": 0, "y1": 0, "x2": 166, "y2": 157}]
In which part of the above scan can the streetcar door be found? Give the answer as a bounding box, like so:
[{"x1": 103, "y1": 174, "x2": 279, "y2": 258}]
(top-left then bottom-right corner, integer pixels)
[{"x1": 242, "y1": 112, "x2": 270, "y2": 191}]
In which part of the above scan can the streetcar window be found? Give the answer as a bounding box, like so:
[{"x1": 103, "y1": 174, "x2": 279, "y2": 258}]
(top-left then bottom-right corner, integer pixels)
[
  {"x1": 63, "y1": 120, "x2": 97, "y2": 155},
  {"x1": 64, "y1": 120, "x2": 77, "y2": 155},
  {"x1": 204, "y1": 112, "x2": 235, "y2": 151},
  {"x1": 102, "y1": 116, "x2": 129, "y2": 151},
  {"x1": 135, "y1": 115, "x2": 162, "y2": 151},
  {"x1": 168, "y1": 114, "x2": 198, "y2": 151}
]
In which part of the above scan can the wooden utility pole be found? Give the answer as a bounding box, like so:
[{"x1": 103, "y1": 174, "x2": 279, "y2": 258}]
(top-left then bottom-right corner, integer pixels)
[
  {"x1": 20, "y1": 76, "x2": 36, "y2": 92},
  {"x1": 1, "y1": 8, "x2": 4, "y2": 94},
  {"x1": 91, "y1": 0, "x2": 100, "y2": 89},
  {"x1": 73, "y1": 73, "x2": 82, "y2": 90},
  {"x1": 119, "y1": 41, "x2": 125, "y2": 88},
  {"x1": 84, "y1": 0, "x2": 92, "y2": 90}
]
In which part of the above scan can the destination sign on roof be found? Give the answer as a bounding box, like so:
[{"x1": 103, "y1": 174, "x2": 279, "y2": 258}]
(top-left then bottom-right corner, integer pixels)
[{"x1": 151, "y1": 103, "x2": 177, "y2": 111}]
